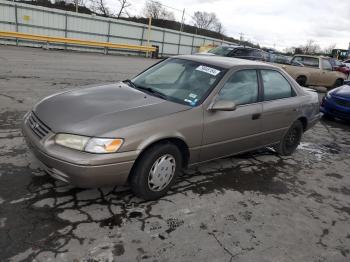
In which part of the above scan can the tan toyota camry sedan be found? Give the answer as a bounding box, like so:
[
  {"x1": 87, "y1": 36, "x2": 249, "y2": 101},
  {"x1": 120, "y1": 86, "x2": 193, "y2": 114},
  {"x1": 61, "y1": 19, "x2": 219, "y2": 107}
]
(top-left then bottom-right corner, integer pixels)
[{"x1": 22, "y1": 55, "x2": 321, "y2": 200}]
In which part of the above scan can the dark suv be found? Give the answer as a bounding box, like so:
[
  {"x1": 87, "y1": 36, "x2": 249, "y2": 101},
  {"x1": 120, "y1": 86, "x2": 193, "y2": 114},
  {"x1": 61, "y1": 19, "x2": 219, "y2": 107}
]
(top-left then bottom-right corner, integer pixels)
[{"x1": 205, "y1": 46, "x2": 267, "y2": 61}]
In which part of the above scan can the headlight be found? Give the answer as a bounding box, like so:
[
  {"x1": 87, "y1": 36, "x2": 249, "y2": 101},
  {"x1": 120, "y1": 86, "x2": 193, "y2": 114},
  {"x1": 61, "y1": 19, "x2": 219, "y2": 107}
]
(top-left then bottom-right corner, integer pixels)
[
  {"x1": 55, "y1": 134, "x2": 89, "y2": 151},
  {"x1": 326, "y1": 92, "x2": 332, "y2": 99},
  {"x1": 85, "y1": 138, "x2": 123, "y2": 153},
  {"x1": 55, "y1": 134, "x2": 123, "y2": 153}
]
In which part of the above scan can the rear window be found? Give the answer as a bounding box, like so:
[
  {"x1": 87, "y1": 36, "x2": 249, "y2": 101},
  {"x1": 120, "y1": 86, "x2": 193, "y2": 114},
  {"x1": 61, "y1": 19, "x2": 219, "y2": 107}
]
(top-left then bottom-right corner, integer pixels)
[
  {"x1": 322, "y1": 59, "x2": 333, "y2": 70},
  {"x1": 261, "y1": 70, "x2": 294, "y2": 101}
]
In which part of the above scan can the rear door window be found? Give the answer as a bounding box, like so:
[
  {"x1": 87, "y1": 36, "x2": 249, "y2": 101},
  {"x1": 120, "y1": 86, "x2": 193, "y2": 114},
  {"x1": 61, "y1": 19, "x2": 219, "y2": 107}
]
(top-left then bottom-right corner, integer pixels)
[{"x1": 261, "y1": 70, "x2": 295, "y2": 101}]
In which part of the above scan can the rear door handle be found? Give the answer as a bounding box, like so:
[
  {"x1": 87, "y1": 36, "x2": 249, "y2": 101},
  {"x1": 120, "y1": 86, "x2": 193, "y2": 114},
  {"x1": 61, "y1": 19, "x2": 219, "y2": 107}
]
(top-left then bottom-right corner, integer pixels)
[{"x1": 252, "y1": 113, "x2": 261, "y2": 120}]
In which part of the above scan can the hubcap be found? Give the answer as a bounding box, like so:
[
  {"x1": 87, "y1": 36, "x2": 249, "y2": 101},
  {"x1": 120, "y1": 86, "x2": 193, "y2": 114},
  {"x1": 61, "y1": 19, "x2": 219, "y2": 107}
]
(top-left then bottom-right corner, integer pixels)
[
  {"x1": 148, "y1": 154, "x2": 176, "y2": 192},
  {"x1": 286, "y1": 127, "x2": 299, "y2": 148}
]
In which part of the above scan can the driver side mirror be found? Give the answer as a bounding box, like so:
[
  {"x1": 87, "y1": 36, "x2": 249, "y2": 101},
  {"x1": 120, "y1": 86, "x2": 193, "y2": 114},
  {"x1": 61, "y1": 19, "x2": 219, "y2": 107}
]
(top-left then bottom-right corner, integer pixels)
[{"x1": 209, "y1": 99, "x2": 237, "y2": 111}]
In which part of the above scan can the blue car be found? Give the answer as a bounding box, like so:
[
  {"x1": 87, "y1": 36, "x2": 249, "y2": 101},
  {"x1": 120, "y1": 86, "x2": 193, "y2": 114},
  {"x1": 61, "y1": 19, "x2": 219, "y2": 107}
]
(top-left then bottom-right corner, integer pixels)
[{"x1": 321, "y1": 85, "x2": 350, "y2": 121}]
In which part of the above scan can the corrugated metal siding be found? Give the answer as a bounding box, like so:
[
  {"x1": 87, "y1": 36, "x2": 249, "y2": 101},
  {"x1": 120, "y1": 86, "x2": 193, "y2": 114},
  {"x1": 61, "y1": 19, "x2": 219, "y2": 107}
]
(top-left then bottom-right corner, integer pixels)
[
  {"x1": 0, "y1": 4, "x2": 15, "y2": 22},
  {"x1": 17, "y1": 8, "x2": 65, "y2": 29},
  {"x1": 0, "y1": 0, "x2": 236, "y2": 55},
  {"x1": 110, "y1": 23, "x2": 143, "y2": 39}
]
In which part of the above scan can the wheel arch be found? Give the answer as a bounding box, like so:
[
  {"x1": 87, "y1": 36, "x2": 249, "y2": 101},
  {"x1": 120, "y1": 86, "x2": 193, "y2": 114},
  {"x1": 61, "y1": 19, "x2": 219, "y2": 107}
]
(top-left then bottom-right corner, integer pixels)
[
  {"x1": 297, "y1": 116, "x2": 308, "y2": 131},
  {"x1": 135, "y1": 136, "x2": 190, "y2": 168}
]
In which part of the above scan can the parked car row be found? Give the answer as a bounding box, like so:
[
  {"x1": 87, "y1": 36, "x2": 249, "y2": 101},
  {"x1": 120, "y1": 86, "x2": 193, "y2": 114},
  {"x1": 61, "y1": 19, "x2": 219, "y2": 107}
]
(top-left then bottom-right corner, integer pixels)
[{"x1": 200, "y1": 46, "x2": 349, "y2": 89}]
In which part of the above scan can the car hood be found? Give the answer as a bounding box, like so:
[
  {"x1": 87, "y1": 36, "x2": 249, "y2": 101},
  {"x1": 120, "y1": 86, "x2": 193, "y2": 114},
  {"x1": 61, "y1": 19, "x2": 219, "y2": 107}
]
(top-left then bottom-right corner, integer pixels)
[
  {"x1": 33, "y1": 82, "x2": 190, "y2": 136},
  {"x1": 332, "y1": 85, "x2": 350, "y2": 99}
]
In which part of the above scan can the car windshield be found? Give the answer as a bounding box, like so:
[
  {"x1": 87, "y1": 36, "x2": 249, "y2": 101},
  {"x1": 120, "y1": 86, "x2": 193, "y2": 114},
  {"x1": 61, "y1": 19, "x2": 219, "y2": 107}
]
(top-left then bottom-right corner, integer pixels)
[
  {"x1": 208, "y1": 46, "x2": 235, "y2": 56},
  {"x1": 132, "y1": 58, "x2": 226, "y2": 106}
]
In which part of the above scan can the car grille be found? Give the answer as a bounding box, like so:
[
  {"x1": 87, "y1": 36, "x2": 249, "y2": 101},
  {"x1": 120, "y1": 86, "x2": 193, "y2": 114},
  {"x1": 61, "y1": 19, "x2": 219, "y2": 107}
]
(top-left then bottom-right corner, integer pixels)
[
  {"x1": 334, "y1": 97, "x2": 350, "y2": 108},
  {"x1": 27, "y1": 112, "x2": 51, "y2": 139}
]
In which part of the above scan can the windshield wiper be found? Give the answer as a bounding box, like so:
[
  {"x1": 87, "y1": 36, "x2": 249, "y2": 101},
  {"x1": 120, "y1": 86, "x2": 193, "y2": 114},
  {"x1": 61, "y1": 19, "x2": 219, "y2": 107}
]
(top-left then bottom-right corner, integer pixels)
[
  {"x1": 123, "y1": 79, "x2": 137, "y2": 89},
  {"x1": 123, "y1": 79, "x2": 168, "y2": 100},
  {"x1": 136, "y1": 86, "x2": 168, "y2": 100}
]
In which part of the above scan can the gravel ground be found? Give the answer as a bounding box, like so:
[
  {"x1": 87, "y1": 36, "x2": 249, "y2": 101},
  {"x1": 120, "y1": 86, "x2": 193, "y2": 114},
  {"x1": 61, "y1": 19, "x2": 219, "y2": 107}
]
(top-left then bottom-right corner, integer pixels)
[{"x1": 0, "y1": 46, "x2": 349, "y2": 262}]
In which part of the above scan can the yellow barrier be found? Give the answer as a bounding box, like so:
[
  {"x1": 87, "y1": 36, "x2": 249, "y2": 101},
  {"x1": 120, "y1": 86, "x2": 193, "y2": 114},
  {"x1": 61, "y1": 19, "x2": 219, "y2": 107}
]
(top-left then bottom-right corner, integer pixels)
[{"x1": 0, "y1": 31, "x2": 156, "y2": 53}]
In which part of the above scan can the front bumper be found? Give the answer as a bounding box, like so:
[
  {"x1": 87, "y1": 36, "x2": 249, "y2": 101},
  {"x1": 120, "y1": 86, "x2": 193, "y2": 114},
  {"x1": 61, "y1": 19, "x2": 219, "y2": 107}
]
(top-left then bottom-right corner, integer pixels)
[
  {"x1": 22, "y1": 113, "x2": 138, "y2": 188},
  {"x1": 321, "y1": 97, "x2": 350, "y2": 120}
]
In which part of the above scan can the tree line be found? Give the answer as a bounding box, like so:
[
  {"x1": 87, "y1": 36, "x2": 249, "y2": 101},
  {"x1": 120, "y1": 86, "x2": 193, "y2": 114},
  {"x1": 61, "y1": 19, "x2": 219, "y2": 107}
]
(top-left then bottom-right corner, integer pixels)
[{"x1": 284, "y1": 40, "x2": 336, "y2": 56}]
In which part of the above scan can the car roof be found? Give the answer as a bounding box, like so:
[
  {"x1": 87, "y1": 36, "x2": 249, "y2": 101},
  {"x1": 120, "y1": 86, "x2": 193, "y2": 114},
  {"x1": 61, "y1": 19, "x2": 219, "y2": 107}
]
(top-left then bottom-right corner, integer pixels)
[{"x1": 174, "y1": 54, "x2": 277, "y2": 69}]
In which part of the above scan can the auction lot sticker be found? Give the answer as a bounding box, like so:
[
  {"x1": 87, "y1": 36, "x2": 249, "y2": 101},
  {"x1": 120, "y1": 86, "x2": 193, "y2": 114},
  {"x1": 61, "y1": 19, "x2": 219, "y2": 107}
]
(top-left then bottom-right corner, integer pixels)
[{"x1": 195, "y1": 65, "x2": 221, "y2": 76}]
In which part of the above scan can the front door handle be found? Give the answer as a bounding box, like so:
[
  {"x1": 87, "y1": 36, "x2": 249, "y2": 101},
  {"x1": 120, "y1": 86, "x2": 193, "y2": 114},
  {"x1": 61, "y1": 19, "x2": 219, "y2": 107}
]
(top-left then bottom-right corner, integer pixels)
[{"x1": 252, "y1": 113, "x2": 261, "y2": 120}]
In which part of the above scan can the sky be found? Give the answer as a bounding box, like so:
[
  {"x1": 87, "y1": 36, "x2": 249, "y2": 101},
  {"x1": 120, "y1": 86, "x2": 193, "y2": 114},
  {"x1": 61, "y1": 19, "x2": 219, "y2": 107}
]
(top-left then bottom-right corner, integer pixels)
[{"x1": 106, "y1": 0, "x2": 350, "y2": 51}]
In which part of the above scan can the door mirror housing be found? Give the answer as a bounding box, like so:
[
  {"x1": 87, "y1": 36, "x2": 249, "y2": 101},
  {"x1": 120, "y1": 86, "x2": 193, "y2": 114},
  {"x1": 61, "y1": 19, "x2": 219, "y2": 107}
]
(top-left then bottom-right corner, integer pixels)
[{"x1": 209, "y1": 100, "x2": 237, "y2": 111}]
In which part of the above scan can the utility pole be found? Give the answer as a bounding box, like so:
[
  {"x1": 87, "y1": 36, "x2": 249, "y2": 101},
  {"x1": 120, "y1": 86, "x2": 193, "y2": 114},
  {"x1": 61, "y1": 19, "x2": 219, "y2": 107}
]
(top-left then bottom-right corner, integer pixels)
[
  {"x1": 146, "y1": 16, "x2": 152, "y2": 57},
  {"x1": 239, "y1": 32, "x2": 244, "y2": 45},
  {"x1": 179, "y1": 9, "x2": 185, "y2": 32},
  {"x1": 75, "y1": 0, "x2": 78, "y2": 13}
]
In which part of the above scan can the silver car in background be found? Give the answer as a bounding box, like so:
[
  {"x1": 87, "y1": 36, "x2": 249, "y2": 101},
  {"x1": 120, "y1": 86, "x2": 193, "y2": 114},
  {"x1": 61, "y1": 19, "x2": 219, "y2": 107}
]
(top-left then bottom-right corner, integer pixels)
[{"x1": 22, "y1": 55, "x2": 321, "y2": 200}]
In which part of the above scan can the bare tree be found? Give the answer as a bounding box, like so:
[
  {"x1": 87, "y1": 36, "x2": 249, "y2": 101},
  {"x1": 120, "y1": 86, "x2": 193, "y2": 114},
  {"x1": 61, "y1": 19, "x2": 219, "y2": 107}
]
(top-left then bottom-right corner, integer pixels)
[
  {"x1": 116, "y1": 0, "x2": 131, "y2": 18},
  {"x1": 283, "y1": 46, "x2": 296, "y2": 55},
  {"x1": 323, "y1": 43, "x2": 336, "y2": 55},
  {"x1": 192, "y1": 11, "x2": 221, "y2": 31},
  {"x1": 213, "y1": 21, "x2": 224, "y2": 35},
  {"x1": 301, "y1": 39, "x2": 321, "y2": 54},
  {"x1": 143, "y1": 0, "x2": 175, "y2": 20},
  {"x1": 90, "y1": 0, "x2": 110, "y2": 16}
]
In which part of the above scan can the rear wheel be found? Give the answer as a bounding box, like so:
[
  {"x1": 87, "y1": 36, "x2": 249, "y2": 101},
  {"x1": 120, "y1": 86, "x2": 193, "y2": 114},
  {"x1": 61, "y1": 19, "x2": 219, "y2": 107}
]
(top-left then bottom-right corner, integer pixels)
[
  {"x1": 129, "y1": 143, "x2": 182, "y2": 200},
  {"x1": 275, "y1": 120, "x2": 303, "y2": 156},
  {"x1": 333, "y1": 78, "x2": 343, "y2": 88},
  {"x1": 296, "y1": 76, "x2": 307, "y2": 86}
]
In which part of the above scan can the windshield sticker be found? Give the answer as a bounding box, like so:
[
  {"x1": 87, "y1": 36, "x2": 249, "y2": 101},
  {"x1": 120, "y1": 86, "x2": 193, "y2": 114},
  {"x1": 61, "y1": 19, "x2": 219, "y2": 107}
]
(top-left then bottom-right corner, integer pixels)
[
  {"x1": 188, "y1": 93, "x2": 197, "y2": 99},
  {"x1": 195, "y1": 65, "x2": 221, "y2": 76},
  {"x1": 184, "y1": 98, "x2": 198, "y2": 106}
]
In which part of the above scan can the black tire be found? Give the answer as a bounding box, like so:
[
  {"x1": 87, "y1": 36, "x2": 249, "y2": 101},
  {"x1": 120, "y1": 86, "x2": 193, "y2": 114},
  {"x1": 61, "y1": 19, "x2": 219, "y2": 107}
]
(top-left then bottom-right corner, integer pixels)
[
  {"x1": 296, "y1": 76, "x2": 307, "y2": 87},
  {"x1": 333, "y1": 78, "x2": 343, "y2": 88},
  {"x1": 129, "y1": 143, "x2": 182, "y2": 200},
  {"x1": 275, "y1": 120, "x2": 303, "y2": 156}
]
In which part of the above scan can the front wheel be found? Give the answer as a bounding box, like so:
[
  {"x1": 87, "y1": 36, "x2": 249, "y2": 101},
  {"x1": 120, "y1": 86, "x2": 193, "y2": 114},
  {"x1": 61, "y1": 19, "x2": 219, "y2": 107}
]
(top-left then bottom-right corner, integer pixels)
[
  {"x1": 274, "y1": 120, "x2": 303, "y2": 156},
  {"x1": 129, "y1": 143, "x2": 182, "y2": 200}
]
